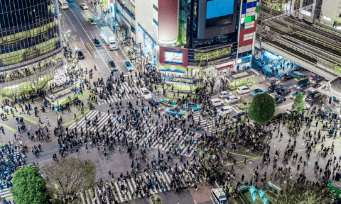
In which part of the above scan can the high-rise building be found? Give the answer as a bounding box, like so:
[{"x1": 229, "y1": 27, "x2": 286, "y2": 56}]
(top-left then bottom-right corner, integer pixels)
[
  {"x1": 109, "y1": 0, "x2": 259, "y2": 77},
  {"x1": 0, "y1": 0, "x2": 62, "y2": 85}
]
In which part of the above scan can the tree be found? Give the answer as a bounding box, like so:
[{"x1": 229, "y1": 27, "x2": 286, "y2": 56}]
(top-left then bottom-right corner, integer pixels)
[
  {"x1": 10, "y1": 165, "x2": 49, "y2": 204},
  {"x1": 41, "y1": 157, "x2": 96, "y2": 204},
  {"x1": 277, "y1": 182, "x2": 331, "y2": 204},
  {"x1": 201, "y1": 67, "x2": 223, "y2": 94},
  {"x1": 248, "y1": 93, "x2": 275, "y2": 124},
  {"x1": 292, "y1": 92, "x2": 304, "y2": 114}
]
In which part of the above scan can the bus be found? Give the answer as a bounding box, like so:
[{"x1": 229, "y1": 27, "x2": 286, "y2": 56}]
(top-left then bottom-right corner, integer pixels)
[
  {"x1": 211, "y1": 188, "x2": 227, "y2": 204},
  {"x1": 59, "y1": 0, "x2": 69, "y2": 9}
]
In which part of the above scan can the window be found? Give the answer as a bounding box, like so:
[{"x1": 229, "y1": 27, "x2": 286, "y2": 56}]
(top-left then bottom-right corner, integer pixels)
[
  {"x1": 153, "y1": 18, "x2": 158, "y2": 26},
  {"x1": 153, "y1": 4, "x2": 158, "y2": 12}
]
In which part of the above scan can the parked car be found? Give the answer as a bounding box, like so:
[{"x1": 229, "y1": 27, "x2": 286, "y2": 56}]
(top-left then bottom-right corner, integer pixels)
[
  {"x1": 251, "y1": 89, "x2": 266, "y2": 95},
  {"x1": 219, "y1": 106, "x2": 233, "y2": 115},
  {"x1": 275, "y1": 96, "x2": 286, "y2": 104},
  {"x1": 281, "y1": 74, "x2": 294, "y2": 81},
  {"x1": 141, "y1": 87, "x2": 152, "y2": 100},
  {"x1": 268, "y1": 84, "x2": 283, "y2": 92},
  {"x1": 296, "y1": 78, "x2": 309, "y2": 87},
  {"x1": 299, "y1": 82, "x2": 310, "y2": 89},
  {"x1": 76, "y1": 50, "x2": 84, "y2": 60},
  {"x1": 291, "y1": 90, "x2": 306, "y2": 98},
  {"x1": 148, "y1": 99, "x2": 159, "y2": 107},
  {"x1": 80, "y1": 3, "x2": 88, "y2": 9},
  {"x1": 88, "y1": 17, "x2": 96, "y2": 25},
  {"x1": 305, "y1": 91, "x2": 322, "y2": 102},
  {"x1": 312, "y1": 83, "x2": 321, "y2": 89},
  {"x1": 183, "y1": 103, "x2": 201, "y2": 111},
  {"x1": 311, "y1": 75, "x2": 324, "y2": 84},
  {"x1": 277, "y1": 88, "x2": 291, "y2": 96},
  {"x1": 225, "y1": 95, "x2": 240, "y2": 104},
  {"x1": 233, "y1": 112, "x2": 247, "y2": 121},
  {"x1": 237, "y1": 86, "x2": 251, "y2": 94},
  {"x1": 166, "y1": 107, "x2": 184, "y2": 116},
  {"x1": 210, "y1": 98, "x2": 224, "y2": 107},
  {"x1": 124, "y1": 61, "x2": 133, "y2": 71},
  {"x1": 219, "y1": 91, "x2": 232, "y2": 99},
  {"x1": 94, "y1": 38, "x2": 101, "y2": 47},
  {"x1": 160, "y1": 98, "x2": 176, "y2": 106}
]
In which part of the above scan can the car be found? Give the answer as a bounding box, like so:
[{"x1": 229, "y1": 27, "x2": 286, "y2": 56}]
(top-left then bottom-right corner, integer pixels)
[
  {"x1": 183, "y1": 103, "x2": 201, "y2": 111},
  {"x1": 166, "y1": 107, "x2": 184, "y2": 116},
  {"x1": 225, "y1": 95, "x2": 240, "y2": 104},
  {"x1": 276, "y1": 88, "x2": 291, "y2": 96},
  {"x1": 275, "y1": 96, "x2": 286, "y2": 104},
  {"x1": 296, "y1": 78, "x2": 309, "y2": 87},
  {"x1": 108, "y1": 60, "x2": 118, "y2": 71},
  {"x1": 141, "y1": 87, "x2": 152, "y2": 100},
  {"x1": 76, "y1": 50, "x2": 84, "y2": 60},
  {"x1": 305, "y1": 91, "x2": 322, "y2": 102},
  {"x1": 148, "y1": 99, "x2": 159, "y2": 107},
  {"x1": 219, "y1": 106, "x2": 233, "y2": 115},
  {"x1": 312, "y1": 83, "x2": 321, "y2": 89},
  {"x1": 94, "y1": 38, "x2": 101, "y2": 47},
  {"x1": 160, "y1": 98, "x2": 176, "y2": 106},
  {"x1": 237, "y1": 86, "x2": 251, "y2": 94},
  {"x1": 268, "y1": 84, "x2": 284, "y2": 92},
  {"x1": 109, "y1": 41, "x2": 119, "y2": 51},
  {"x1": 124, "y1": 61, "x2": 133, "y2": 71},
  {"x1": 88, "y1": 18, "x2": 96, "y2": 25},
  {"x1": 251, "y1": 88, "x2": 266, "y2": 95},
  {"x1": 311, "y1": 75, "x2": 324, "y2": 84},
  {"x1": 80, "y1": 3, "x2": 88, "y2": 9},
  {"x1": 210, "y1": 98, "x2": 224, "y2": 107},
  {"x1": 219, "y1": 91, "x2": 232, "y2": 99},
  {"x1": 233, "y1": 112, "x2": 247, "y2": 121},
  {"x1": 281, "y1": 74, "x2": 294, "y2": 81},
  {"x1": 291, "y1": 90, "x2": 306, "y2": 98},
  {"x1": 299, "y1": 82, "x2": 310, "y2": 89}
]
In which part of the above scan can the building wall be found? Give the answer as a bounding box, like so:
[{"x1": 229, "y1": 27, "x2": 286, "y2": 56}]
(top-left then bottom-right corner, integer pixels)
[
  {"x1": 158, "y1": 0, "x2": 179, "y2": 43},
  {"x1": 320, "y1": 0, "x2": 341, "y2": 26},
  {"x1": 0, "y1": 0, "x2": 62, "y2": 68},
  {"x1": 135, "y1": 0, "x2": 159, "y2": 44}
]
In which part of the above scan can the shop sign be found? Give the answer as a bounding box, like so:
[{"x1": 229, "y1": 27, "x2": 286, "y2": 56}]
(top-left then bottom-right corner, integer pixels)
[{"x1": 300, "y1": 10, "x2": 311, "y2": 17}]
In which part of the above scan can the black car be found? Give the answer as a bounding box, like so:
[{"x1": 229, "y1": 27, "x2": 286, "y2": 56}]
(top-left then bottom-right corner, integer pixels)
[
  {"x1": 233, "y1": 112, "x2": 246, "y2": 120},
  {"x1": 108, "y1": 60, "x2": 118, "y2": 70},
  {"x1": 312, "y1": 83, "x2": 321, "y2": 89},
  {"x1": 305, "y1": 91, "x2": 322, "y2": 102},
  {"x1": 76, "y1": 50, "x2": 84, "y2": 60},
  {"x1": 281, "y1": 74, "x2": 294, "y2": 81},
  {"x1": 277, "y1": 88, "x2": 291, "y2": 96},
  {"x1": 275, "y1": 96, "x2": 286, "y2": 103},
  {"x1": 148, "y1": 99, "x2": 159, "y2": 107},
  {"x1": 268, "y1": 84, "x2": 284, "y2": 92},
  {"x1": 312, "y1": 75, "x2": 324, "y2": 83},
  {"x1": 297, "y1": 78, "x2": 309, "y2": 86},
  {"x1": 300, "y1": 82, "x2": 310, "y2": 89},
  {"x1": 94, "y1": 38, "x2": 101, "y2": 47}
]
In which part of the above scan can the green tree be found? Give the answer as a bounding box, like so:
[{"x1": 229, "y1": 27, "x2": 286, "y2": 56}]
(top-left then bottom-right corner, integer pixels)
[
  {"x1": 277, "y1": 182, "x2": 331, "y2": 204},
  {"x1": 248, "y1": 93, "x2": 275, "y2": 124},
  {"x1": 41, "y1": 157, "x2": 96, "y2": 204},
  {"x1": 292, "y1": 92, "x2": 304, "y2": 114},
  {"x1": 10, "y1": 165, "x2": 49, "y2": 204}
]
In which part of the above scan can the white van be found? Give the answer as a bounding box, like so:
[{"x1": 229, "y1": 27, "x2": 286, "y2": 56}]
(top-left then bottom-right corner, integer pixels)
[
  {"x1": 237, "y1": 86, "x2": 251, "y2": 94},
  {"x1": 210, "y1": 98, "x2": 224, "y2": 107}
]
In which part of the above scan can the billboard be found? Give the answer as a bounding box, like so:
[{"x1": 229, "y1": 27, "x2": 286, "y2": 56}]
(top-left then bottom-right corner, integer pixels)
[
  {"x1": 206, "y1": 0, "x2": 234, "y2": 19},
  {"x1": 165, "y1": 50, "x2": 183, "y2": 64}
]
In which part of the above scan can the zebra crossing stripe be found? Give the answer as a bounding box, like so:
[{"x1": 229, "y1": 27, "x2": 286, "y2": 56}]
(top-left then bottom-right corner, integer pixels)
[{"x1": 114, "y1": 182, "x2": 124, "y2": 202}]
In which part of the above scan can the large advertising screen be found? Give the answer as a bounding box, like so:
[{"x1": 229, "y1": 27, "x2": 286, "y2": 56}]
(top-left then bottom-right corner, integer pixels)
[
  {"x1": 164, "y1": 50, "x2": 183, "y2": 64},
  {"x1": 206, "y1": 0, "x2": 234, "y2": 19}
]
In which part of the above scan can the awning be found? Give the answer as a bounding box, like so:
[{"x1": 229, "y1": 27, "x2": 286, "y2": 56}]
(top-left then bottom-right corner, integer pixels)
[{"x1": 216, "y1": 64, "x2": 234, "y2": 71}]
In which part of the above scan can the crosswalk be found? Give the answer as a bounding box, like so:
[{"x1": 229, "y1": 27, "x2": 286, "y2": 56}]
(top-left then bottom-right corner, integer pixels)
[
  {"x1": 80, "y1": 164, "x2": 205, "y2": 204},
  {"x1": 69, "y1": 110, "x2": 200, "y2": 157},
  {"x1": 0, "y1": 188, "x2": 12, "y2": 199},
  {"x1": 96, "y1": 82, "x2": 144, "y2": 105}
]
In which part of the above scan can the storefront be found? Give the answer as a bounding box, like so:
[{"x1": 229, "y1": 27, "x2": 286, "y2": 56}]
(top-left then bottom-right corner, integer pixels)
[
  {"x1": 236, "y1": 56, "x2": 251, "y2": 71},
  {"x1": 137, "y1": 24, "x2": 157, "y2": 66},
  {"x1": 216, "y1": 60, "x2": 235, "y2": 76}
]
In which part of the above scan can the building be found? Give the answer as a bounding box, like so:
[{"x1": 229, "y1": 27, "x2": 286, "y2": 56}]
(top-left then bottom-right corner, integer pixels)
[
  {"x1": 0, "y1": 0, "x2": 62, "y2": 87},
  {"x1": 108, "y1": 0, "x2": 259, "y2": 78}
]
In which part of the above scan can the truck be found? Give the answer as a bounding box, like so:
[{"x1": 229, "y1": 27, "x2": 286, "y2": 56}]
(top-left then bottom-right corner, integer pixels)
[{"x1": 100, "y1": 26, "x2": 118, "y2": 51}]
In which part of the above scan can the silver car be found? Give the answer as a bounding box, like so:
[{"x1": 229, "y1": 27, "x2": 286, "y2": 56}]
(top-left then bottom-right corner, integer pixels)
[{"x1": 225, "y1": 95, "x2": 240, "y2": 104}]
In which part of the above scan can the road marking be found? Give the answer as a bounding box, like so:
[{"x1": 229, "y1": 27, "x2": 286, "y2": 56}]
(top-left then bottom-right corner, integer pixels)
[
  {"x1": 61, "y1": 10, "x2": 77, "y2": 32},
  {"x1": 68, "y1": 7, "x2": 111, "y2": 72},
  {"x1": 277, "y1": 102, "x2": 293, "y2": 108},
  {"x1": 231, "y1": 106, "x2": 240, "y2": 113}
]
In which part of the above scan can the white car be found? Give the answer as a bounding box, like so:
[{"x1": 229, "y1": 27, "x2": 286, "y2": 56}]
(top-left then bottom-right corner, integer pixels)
[
  {"x1": 219, "y1": 106, "x2": 233, "y2": 115},
  {"x1": 237, "y1": 86, "x2": 251, "y2": 94},
  {"x1": 225, "y1": 95, "x2": 240, "y2": 104},
  {"x1": 109, "y1": 42, "x2": 119, "y2": 51},
  {"x1": 80, "y1": 3, "x2": 88, "y2": 10},
  {"x1": 210, "y1": 98, "x2": 224, "y2": 107},
  {"x1": 141, "y1": 88, "x2": 152, "y2": 100},
  {"x1": 219, "y1": 91, "x2": 232, "y2": 99}
]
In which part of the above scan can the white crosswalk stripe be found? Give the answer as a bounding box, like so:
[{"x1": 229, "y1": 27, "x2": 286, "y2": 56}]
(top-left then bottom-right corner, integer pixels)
[{"x1": 97, "y1": 82, "x2": 142, "y2": 105}]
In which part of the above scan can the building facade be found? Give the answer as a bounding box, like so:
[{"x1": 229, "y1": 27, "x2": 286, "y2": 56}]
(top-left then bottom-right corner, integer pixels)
[
  {"x1": 0, "y1": 0, "x2": 62, "y2": 85},
  {"x1": 109, "y1": 0, "x2": 258, "y2": 77}
]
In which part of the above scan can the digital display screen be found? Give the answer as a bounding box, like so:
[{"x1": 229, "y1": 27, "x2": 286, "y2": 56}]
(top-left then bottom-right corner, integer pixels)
[
  {"x1": 165, "y1": 50, "x2": 183, "y2": 64},
  {"x1": 206, "y1": 0, "x2": 234, "y2": 19}
]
